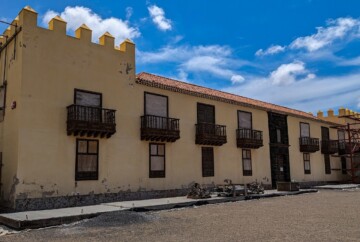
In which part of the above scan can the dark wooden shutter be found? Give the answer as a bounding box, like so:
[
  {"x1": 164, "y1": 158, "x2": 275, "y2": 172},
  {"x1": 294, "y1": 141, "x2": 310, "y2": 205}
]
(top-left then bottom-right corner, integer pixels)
[
  {"x1": 202, "y1": 147, "x2": 214, "y2": 177},
  {"x1": 197, "y1": 103, "x2": 215, "y2": 124},
  {"x1": 321, "y1": 127, "x2": 330, "y2": 140},
  {"x1": 324, "y1": 154, "x2": 331, "y2": 174}
]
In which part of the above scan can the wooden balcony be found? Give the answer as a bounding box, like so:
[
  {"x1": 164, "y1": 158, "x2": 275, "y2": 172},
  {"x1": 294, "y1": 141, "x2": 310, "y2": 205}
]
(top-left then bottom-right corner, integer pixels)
[
  {"x1": 236, "y1": 128, "x2": 263, "y2": 149},
  {"x1": 195, "y1": 123, "x2": 227, "y2": 146},
  {"x1": 321, "y1": 140, "x2": 338, "y2": 154},
  {"x1": 299, "y1": 137, "x2": 320, "y2": 153},
  {"x1": 141, "y1": 115, "x2": 180, "y2": 142},
  {"x1": 338, "y1": 141, "x2": 360, "y2": 155},
  {"x1": 67, "y1": 104, "x2": 116, "y2": 138}
]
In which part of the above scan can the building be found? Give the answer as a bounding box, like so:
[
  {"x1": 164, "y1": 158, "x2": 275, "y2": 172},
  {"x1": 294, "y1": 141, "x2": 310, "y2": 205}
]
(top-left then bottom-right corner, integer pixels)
[{"x1": 0, "y1": 7, "x2": 348, "y2": 211}]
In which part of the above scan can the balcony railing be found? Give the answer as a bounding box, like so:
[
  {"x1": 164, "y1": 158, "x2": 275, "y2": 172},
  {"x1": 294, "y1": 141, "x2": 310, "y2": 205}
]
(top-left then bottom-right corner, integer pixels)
[
  {"x1": 195, "y1": 123, "x2": 227, "y2": 146},
  {"x1": 140, "y1": 115, "x2": 180, "y2": 142},
  {"x1": 67, "y1": 104, "x2": 116, "y2": 138},
  {"x1": 338, "y1": 140, "x2": 360, "y2": 155},
  {"x1": 236, "y1": 128, "x2": 263, "y2": 149},
  {"x1": 299, "y1": 137, "x2": 320, "y2": 153},
  {"x1": 321, "y1": 140, "x2": 338, "y2": 154}
]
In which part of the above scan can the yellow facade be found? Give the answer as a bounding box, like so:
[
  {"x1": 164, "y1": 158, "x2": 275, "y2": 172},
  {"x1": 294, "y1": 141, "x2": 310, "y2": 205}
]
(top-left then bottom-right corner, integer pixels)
[{"x1": 0, "y1": 7, "x2": 347, "y2": 210}]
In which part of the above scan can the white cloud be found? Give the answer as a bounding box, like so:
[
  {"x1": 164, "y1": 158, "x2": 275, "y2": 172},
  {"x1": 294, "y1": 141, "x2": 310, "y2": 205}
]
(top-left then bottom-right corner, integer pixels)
[
  {"x1": 269, "y1": 61, "x2": 314, "y2": 85},
  {"x1": 126, "y1": 7, "x2": 133, "y2": 20},
  {"x1": 339, "y1": 56, "x2": 360, "y2": 66},
  {"x1": 223, "y1": 72, "x2": 360, "y2": 113},
  {"x1": 290, "y1": 18, "x2": 360, "y2": 52},
  {"x1": 138, "y1": 44, "x2": 249, "y2": 82},
  {"x1": 230, "y1": 75, "x2": 245, "y2": 84},
  {"x1": 257, "y1": 17, "x2": 360, "y2": 56},
  {"x1": 42, "y1": 6, "x2": 140, "y2": 45},
  {"x1": 255, "y1": 45, "x2": 285, "y2": 56},
  {"x1": 148, "y1": 5, "x2": 172, "y2": 31}
]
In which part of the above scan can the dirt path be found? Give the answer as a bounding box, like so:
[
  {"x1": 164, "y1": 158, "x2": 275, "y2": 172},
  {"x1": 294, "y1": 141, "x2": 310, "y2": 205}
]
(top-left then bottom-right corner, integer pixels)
[{"x1": 1, "y1": 190, "x2": 360, "y2": 242}]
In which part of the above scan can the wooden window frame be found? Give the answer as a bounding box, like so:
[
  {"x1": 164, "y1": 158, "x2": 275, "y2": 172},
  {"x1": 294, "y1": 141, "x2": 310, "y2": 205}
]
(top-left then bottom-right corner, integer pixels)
[
  {"x1": 149, "y1": 143, "x2": 166, "y2": 178},
  {"x1": 197, "y1": 103, "x2": 215, "y2": 124},
  {"x1": 242, "y1": 149, "x2": 252, "y2": 176},
  {"x1": 324, "y1": 154, "x2": 331, "y2": 174},
  {"x1": 74, "y1": 89, "x2": 102, "y2": 107},
  {"x1": 75, "y1": 139, "x2": 99, "y2": 181},
  {"x1": 303, "y1": 153, "x2": 311, "y2": 174},
  {"x1": 144, "y1": 92, "x2": 169, "y2": 117},
  {"x1": 300, "y1": 122, "x2": 310, "y2": 138},
  {"x1": 237, "y1": 110, "x2": 252, "y2": 129},
  {"x1": 202, "y1": 147, "x2": 214, "y2": 177}
]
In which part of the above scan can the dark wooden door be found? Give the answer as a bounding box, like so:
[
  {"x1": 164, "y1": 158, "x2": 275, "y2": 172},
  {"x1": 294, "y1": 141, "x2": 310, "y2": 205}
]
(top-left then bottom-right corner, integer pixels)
[
  {"x1": 268, "y1": 112, "x2": 291, "y2": 188},
  {"x1": 321, "y1": 127, "x2": 330, "y2": 140},
  {"x1": 274, "y1": 155, "x2": 286, "y2": 182},
  {"x1": 197, "y1": 103, "x2": 215, "y2": 124}
]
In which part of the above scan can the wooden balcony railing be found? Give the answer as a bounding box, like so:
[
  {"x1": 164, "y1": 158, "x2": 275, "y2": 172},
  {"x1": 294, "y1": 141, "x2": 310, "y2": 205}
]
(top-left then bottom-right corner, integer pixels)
[
  {"x1": 321, "y1": 140, "x2": 338, "y2": 154},
  {"x1": 236, "y1": 128, "x2": 263, "y2": 149},
  {"x1": 140, "y1": 115, "x2": 180, "y2": 142},
  {"x1": 338, "y1": 140, "x2": 360, "y2": 155},
  {"x1": 195, "y1": 123, "x2": 227, "y2": 146},
  {"x1": 299, "y1": 137, "x2": 320, "y2": 153},
  {"x1": 67, "y1": 104, "x2": 116, "y2": 138}
]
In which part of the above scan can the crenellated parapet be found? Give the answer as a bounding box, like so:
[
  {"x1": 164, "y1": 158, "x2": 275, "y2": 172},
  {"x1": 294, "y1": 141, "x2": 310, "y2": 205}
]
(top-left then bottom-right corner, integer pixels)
[
  {"x1": 317, "y1": 107, "x2": 360, "y2": 124},
  {"x1": 1, "y1": 6, "x2": 135, "y2": 56}
]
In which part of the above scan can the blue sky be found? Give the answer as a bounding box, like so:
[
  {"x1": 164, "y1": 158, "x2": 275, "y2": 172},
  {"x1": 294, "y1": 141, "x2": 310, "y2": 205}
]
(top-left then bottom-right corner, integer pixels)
[{"x1": 1, "y1": 0, "x2": 360, "y2": 113}]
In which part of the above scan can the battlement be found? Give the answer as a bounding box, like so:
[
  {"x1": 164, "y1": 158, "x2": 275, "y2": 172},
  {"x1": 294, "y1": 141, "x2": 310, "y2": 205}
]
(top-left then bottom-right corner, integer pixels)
[
  {"x1": 0, "y1": 6, "x2": 135, "y2": 54},
  {"x1": 317, "y1": 107, "x2": 359, "y2": 122}
]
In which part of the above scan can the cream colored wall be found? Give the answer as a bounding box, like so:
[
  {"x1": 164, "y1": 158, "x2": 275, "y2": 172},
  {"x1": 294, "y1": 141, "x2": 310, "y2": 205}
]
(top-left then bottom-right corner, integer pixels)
[
  {"x1": 0, "y1": 12, "x2": 24, "y2": 206},
  {"x1": 2, "y1": 7, "x2": 347, "y2": 205},
  {"x1": 287, "y1": 116, "x2": 345, "y2": 183}
]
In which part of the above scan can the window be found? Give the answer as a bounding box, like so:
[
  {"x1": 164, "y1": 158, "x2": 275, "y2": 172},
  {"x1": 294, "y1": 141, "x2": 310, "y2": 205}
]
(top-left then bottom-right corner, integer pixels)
[
  {"x1": 202, "y1": 147, "x2": 214, "y2": 177},
  {"x1": 238, "y1": 111, "x2": 252, "y2": 129},
  {"x1": 76, "y1": 139, "x2": 99, "y2": 180},
  {"x1": 149, "y1": 143, "x2": 165, "y2": 178},
  {"x1": 197, "y1": 103, "x2": 215, "y2": 124},
  {"x1": 144, "y1": 92, "x2": 168, "y2": 117},
  {"x1": 276, "y1": 129, "x2": 282, "y2": 143},
  {"x1": 74, "y1": 89, "x2": 102, "y2": 122},
  {"x1": 338, "y1": 130, "x2": 346, "y2": 151},
  {"x1": 242, "y1": 149, "x2": 252, "y2": 176},
  {"x1": 75, "y1": 89, "x2": 102, "y2": 107},
  {"x1": 304, "y1": 153, "x2": 311, "y2": 174},
  {"x1": 324, "y1": 154, "x2": 331, "y2": 174},
  {"x1": 300, "y1": 122, "x2": 310, "y2": 137}
]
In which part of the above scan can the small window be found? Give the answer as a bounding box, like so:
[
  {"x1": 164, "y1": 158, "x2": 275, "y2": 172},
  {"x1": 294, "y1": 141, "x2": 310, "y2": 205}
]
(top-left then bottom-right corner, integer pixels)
[
  {"x1": 238, "y1": 111, "x2": 252, "y2": 129},
  {"x1": 145, "y1": 92, "x2": 168, "y2": 117},
  {"x1": 276, "y1": 129, "x2": 282, "y2": 143},
  {"x1": 149, "y1": 143, "x2": 165, "y2": 178},
  {"x1": 304, "y1": 153, "x2": 311, "y2": 174},
  {"x1": 76, "y1": 139, "x2": 99, "y2": 180},
  {"x1": 300, "y1": 122, "x2": 310, "y2": 137},
  {"x1": 75, "y1": 89, "x2": 102, "y2": 107},
  {"x1": 242, "y1": 149, "x2": 252, "y2": 176},
  {"x1": 202, "y1": 147, "x2": 214, "y2": 177},
  {"x1": 324, "y1": 154, "x2": 331, "y2": 174}
]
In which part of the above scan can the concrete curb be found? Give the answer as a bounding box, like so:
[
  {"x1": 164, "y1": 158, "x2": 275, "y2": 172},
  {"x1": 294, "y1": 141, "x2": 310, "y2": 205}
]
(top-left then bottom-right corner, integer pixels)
[{"x1": 0, "y1": 189, "x2": 317, "y2": 230}]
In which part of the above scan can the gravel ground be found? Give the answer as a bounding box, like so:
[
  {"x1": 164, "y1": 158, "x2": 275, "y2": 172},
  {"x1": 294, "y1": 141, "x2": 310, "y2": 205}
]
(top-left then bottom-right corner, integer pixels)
[{"x1": 1, "y1": 190, "x2": 360, "y2": 242}]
